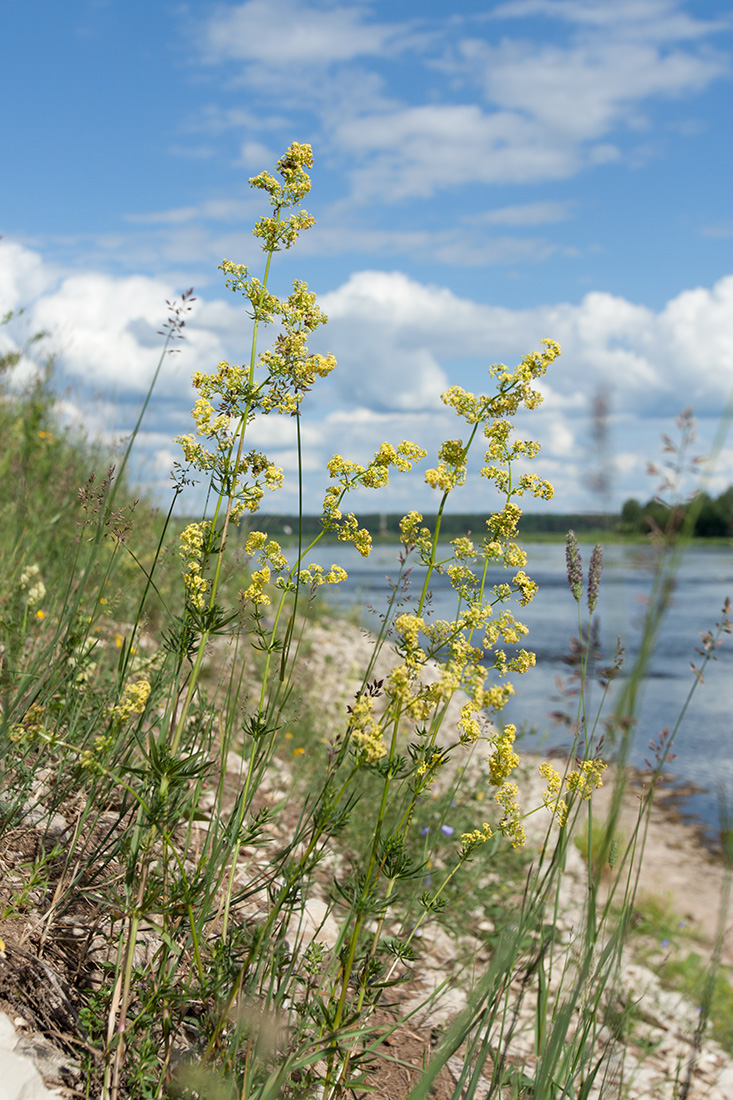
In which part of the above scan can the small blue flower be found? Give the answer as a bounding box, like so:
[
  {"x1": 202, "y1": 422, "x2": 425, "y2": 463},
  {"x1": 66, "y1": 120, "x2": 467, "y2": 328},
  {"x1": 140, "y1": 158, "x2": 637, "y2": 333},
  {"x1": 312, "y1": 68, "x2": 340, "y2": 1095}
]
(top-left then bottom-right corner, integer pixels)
[
  {"x1": 421, "y1": 827, "x2": 429, "y2": 836},
  {"x1": 441, "y1": 824, "x2": 455, "y2": 837},
  {"x1": 660, "y1": 939, "x2": 670, "y2": 948}
]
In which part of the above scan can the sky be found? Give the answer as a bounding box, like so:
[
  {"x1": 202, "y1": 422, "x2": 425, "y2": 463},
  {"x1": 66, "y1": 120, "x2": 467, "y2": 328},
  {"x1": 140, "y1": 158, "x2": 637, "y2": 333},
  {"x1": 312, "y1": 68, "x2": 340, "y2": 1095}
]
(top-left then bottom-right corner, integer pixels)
[{"x1": 1, "y1": 0, "x2": 732, "y2": 519}]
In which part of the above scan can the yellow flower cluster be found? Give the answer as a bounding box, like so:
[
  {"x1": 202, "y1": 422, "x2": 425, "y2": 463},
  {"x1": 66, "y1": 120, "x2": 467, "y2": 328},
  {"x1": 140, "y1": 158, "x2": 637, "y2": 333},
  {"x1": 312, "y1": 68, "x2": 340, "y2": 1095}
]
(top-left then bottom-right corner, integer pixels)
[
  {"x1": 487, "y1": 724, "x2": 520, "y2": 786},
  {"x1": 482, "y1": 467, "x2": 552, "y2": 505},
  {"x1": 258, "y1": 283, "x2": 336, "y2": 414},
  {"x1": 244, "y1": 531, "x2": 288, "y2": 572},
  {"x1": 359, "y1": 440, "x2": 427, "y2": 487},
  {"x1": 424, "y1": 439, "x2": 469, "y2": 493},
  {"x1": 326, "y1": 441, "x2": 426, "y2": 505},
  {"x1": 441, "y1": 340, "x2": 559, "y2": 433},
  {"x1": 424, "y1": 462, "x2": 466, "y2": 492},
  {"x1": 399, "y1": 511, "x2": 432, "y2": 553},
  {"x1": 177, "y1": 358, "x2": 285, "y2": 514},
  {"x1": 494, "y1": 781, "x2": 526, "y2": 849},
  {"x1": 445, "y1": 563, "x2": 479, "y2": 600},
  {"x1": 348, "y1": 693, "x2": 387, "y2": 765},
  {"x1": 506, "y1": 649, "x2": 536, "y2": 675},
  {"x1": 330, "y1": 512, "x2": 372, "y2": 557},
  {"x1": 217, "y1": 271, "x2": 281, "y2": 323},
  {"x1": 80, "y1": 734, "x2": 115, "y2": 771},
  {"x1": 566, "y1": 758, "x2": 607, "y2": 798},
  {"x1": 253, "y1": 209, "x2": 315, "y2": 253},
  {"x1": 484, "y1": 683, "x2": 515, "y2": 710},
  {"x1": 111, "y1": 680, "x2": 151, "y2": 723},
  {"x1": 458, "y1": 601, "x2": 492, "y2": 632},
  {"x1": 458, "y1": 701, "x2": 481, "y2": 743},
  {"x1": 248, "y1": 142, "x2": 316, "y2": 252},
  {"x1": 516, "y1": 473, "x2": 554, "y2": 500},
  {"x1": 538, "y1": 758, "x2": 607, "y2": 827},
  {"x1": 386, "y1": 606, "x2": 523, "y2": 731},
  {"x1": 191, "y1": 397, "x2": 231, "y2": 438},
  {"x1": 451, "y1": 536, "x2": 475, "y2": 560},
  {"x1": 394, "y1": 613, "x2": 425, "y2": 658},
  {"x1": 483, "y1": 609, "x2": 530, "y2": 647},
  {"x1": 176, "y1": 434, "x2": 216, "y2": 472},
  {"x1": 539, "y1": 761, "x2": 568, "y2": 827},
  {"x1": 416, "y1": 751, "x2": 444, "y2": 781},
  {"x1": 460, "y1": 822, "x2": 493, "y2": 858},
  {"x1": 179, "y1": 521, "x2": 212, "y2": 610},
  {"x1": 441, "y1": 386, "x2": 490, "y2": 424},
  {"x1": 485, "y1": 502, "x2": 522, "y2": 541},
  {"x1": 483, "y1": 419, "x2": 541, "y2": 462},
  {"x1": 242, "y1": 567, "x2": 271, "y2": 606},
  {"x1": 296, "y1": 563, "x2": 348, "y2": 587}
]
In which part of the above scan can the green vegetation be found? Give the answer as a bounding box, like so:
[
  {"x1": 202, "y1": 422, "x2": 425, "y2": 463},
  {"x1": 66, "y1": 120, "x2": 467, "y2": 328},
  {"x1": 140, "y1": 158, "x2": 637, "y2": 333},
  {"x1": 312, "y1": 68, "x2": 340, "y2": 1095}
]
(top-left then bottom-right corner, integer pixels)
[
  {"x1": 0, "y1": 145, "x2": 731, "y2": 1100},
  {"x1": 620, "y1": 485, "x2": 733, "y2": 538},
  {"x1": 660, "y1": 952, "x2": 733, "y2": 1052}
]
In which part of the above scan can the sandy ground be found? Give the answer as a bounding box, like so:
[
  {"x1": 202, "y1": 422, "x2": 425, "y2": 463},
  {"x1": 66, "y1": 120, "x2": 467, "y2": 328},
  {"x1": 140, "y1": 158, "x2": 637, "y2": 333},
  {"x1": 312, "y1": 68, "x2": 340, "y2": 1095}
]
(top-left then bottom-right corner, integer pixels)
[{"x1": 587, "y1": 768, "x2": 732, "y2": 964}]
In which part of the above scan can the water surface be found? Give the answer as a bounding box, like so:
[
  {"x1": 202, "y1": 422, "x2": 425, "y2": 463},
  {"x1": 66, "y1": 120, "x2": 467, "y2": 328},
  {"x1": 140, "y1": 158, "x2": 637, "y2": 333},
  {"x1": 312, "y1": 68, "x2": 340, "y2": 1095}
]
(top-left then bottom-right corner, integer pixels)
[{"x1": 303, "y1": 540, "x2": 733, "y2": 834}]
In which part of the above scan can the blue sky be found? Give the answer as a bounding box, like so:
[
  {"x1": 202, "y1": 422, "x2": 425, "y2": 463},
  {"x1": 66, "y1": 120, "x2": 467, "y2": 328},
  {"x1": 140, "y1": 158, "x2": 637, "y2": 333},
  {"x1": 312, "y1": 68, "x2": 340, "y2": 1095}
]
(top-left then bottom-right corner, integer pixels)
[{"x1": 2, "y1": 0, "x2": 732, "y2": 517}]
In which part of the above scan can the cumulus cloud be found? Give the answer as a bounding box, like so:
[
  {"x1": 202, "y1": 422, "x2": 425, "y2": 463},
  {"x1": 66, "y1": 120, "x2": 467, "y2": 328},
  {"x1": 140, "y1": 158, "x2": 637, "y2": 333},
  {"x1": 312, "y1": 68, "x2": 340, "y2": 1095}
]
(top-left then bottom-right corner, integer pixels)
[
  {"x1": 474, "y1": 38, "x2": 722, "y2": 141},
  {"x1": 202, "y1": 0, "x2": 410, "y2": 66},
  {"x1": 192, "y1": 0, "x2": 728, "y2": 205},
  {"x1": 319, "y1": 269, "x2": 733, "y2": 421},
  {"x1": 0, "y1": 240, "x2": 59, "y2": 311},
  {"x1": 335, "y1": 105, "x2": 586, "y2": 200},
  {"x1": 336, "y1": 3, "x2": 725, "y2": 200},
  {"x1": 3, "y1": 239, "x2": 732, "y2": 513}
]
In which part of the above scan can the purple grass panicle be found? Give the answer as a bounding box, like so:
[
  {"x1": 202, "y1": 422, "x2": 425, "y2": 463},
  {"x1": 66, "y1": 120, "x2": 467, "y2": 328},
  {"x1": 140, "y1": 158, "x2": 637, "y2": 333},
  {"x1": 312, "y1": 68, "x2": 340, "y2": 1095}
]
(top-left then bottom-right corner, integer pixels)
[
  {"x1": 587, "y1": 544, "x2": 603, "y2": 613},
  {"x1": 565, "y1": 530, "x2": 583, "y2": 602}
]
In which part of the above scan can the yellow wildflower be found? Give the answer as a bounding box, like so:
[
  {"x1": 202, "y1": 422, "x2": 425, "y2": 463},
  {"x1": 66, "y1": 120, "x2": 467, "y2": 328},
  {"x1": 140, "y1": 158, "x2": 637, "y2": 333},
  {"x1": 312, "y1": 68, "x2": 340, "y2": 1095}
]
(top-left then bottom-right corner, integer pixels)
[
  {"x1": 566, "y1": 758, "x2": 607, "y2": 798},
  {"x1": 487, "y1": 724, "x2": 520, "y2": 786},
  {"x1": 494, "y1": 781, "x2": 526, "y2": 849},
  {"x1": 112, "y1": 680, "x2": 151, "y2": 723},
  {"x1": 349, "y1": 693, "x2": 386, "y2": 765},
  {"x1": 460, "y1": 822, "x2": 493, "y2": 858},
  {"x1": 243, "y1": 566, "x2": 271, "y2": 606}
]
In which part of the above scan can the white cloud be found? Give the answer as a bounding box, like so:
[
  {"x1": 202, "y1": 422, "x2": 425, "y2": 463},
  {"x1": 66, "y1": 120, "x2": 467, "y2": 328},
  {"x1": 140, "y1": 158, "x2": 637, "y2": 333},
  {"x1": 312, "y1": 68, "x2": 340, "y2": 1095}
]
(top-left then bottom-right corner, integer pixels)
[
  {"x1": 184, "y1": 0, "x2": 729, "y2": 212},
  {"x1": 336, "y1": 104, "x2": 579, "y2": 200},
  {"x1": 0, "y1": 239, "x2": 59, "y2": 311},
  {"x1": 4, "y1": 240, "x2": 733, "y2": 514},
  {"x1": 475, "y1": 38, "x2": 723, "y2": 141},
  {"x1": 126, "y1": 197, "x2": 261, "y2": 227},
  {"x1": 474, "y1": 201, "x2": 573, "y2": 227},
  {"x1": 317, "y1": 269, "x2": 733, "y2": 430},
  {"x1": 203, "y1": 0, "x2": 408, "y2": 66},
  {"x1": 330, "y1": 21, "x2": 723, "y2": 201},
  {"x1": 491, "y1": 0, "x2": 729, "y2": 43}
]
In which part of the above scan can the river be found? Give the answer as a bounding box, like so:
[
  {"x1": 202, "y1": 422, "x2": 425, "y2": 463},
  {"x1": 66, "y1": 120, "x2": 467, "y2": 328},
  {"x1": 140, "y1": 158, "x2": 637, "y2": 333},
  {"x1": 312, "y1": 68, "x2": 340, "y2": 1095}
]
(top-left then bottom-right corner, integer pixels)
[{"x1": 301, "y1": 539, "x2": 733, "y2": 834}]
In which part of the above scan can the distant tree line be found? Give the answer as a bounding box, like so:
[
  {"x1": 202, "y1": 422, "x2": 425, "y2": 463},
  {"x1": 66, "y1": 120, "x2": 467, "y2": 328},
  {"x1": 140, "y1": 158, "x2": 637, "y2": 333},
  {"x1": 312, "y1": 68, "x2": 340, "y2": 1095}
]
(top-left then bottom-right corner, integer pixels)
[
  {"x1": 243, "y1": 510, "x2": 616, "y2": 541},
  {"x1": 619, "y1": 487, "x2": 733, "y2": 538},
  {"x1": 236, "y1": 496, "x2": 733, "y2": 542}
]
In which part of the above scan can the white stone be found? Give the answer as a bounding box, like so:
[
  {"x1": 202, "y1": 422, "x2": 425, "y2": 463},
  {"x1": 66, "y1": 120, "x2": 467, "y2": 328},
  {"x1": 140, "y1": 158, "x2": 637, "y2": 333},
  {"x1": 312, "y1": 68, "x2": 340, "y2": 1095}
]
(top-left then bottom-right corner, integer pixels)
[
  {"x1": 287, "y1": 898, "x2": 340, "y2": 951},
  {"x1": 0, "y1": 1012, "x2": 18, "y2": 1050},
  {"x1": 715, "y1": 1063, "x2": 733, "y2": 1093},
  {"x1": 0, "y1": 1016, "x2": 63, "y2": 1100}
]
